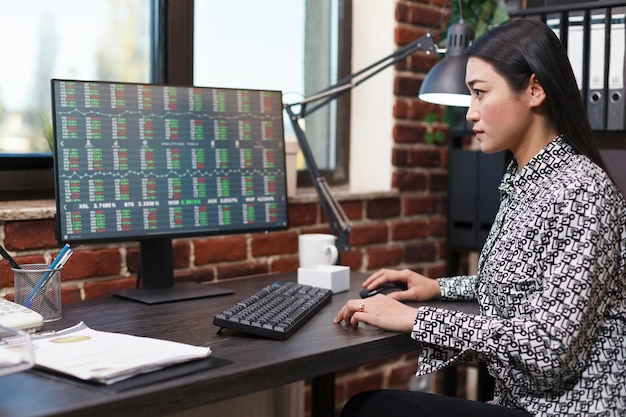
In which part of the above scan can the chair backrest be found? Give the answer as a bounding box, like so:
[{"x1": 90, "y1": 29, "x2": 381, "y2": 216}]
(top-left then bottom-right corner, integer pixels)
[{"x1": 601, "y1": 149, "x2": 626, "y2": 198}]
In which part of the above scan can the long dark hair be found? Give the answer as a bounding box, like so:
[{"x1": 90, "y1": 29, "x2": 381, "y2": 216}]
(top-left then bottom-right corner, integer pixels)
[{"x1": 466, "y1": 18, "x2": 607, "y2": 172}]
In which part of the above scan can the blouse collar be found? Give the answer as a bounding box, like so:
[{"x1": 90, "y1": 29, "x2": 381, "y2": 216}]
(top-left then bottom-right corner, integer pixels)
[{"x1": 500, "y1": 135, "x2": 574, "y2": 196}]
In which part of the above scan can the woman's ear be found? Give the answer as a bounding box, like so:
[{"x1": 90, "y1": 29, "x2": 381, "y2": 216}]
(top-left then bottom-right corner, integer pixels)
[{"x1": 528, "y1": 74, "x2": 547, "y2": 108}]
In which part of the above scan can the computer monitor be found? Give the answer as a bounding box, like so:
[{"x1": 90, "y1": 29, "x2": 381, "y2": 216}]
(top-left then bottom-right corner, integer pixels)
[{"x1": 51, "y1": 79, "x2": 289, "y2": 303}]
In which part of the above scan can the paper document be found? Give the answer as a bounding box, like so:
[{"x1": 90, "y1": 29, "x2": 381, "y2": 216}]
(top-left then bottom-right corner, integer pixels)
[{"x1": 32, "y1": 322, "x2": 211, "y2": 384}]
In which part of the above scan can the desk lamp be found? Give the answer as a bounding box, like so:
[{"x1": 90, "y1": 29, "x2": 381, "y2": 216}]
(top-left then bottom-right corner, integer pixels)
[{"x1": 284, "y1": 5, "x2": 475, "y2": 253}]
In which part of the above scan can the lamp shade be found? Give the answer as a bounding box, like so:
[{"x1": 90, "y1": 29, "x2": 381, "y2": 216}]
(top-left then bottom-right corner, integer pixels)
[{"x1": 418, "y1": 21, "x2": 475, "y2": 107}]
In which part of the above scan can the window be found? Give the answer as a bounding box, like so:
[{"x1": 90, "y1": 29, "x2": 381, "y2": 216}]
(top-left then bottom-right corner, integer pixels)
[
  {"x1": 0, "y1": 0, "x2": 151, "y2": 199},
  {"x1": 0, "y1": 0, "x2": 350, "y2": 200},
  {"x1": 193, "y1": 0, "x2": 351, "y2": 186}
]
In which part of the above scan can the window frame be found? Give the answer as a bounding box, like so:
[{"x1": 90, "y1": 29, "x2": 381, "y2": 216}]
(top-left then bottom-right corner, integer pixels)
[
  {"x1": 167, "y1": 0, "x2": 353, "y2": 187},
  {"x1": 0, "y1": 0, "x2": 351, "y2": 200}
]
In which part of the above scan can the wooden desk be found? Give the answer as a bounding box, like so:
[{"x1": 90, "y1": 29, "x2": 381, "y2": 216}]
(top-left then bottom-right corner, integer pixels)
[{"x1": 0, "y1": 271, "x2": 479, "y2": 417}]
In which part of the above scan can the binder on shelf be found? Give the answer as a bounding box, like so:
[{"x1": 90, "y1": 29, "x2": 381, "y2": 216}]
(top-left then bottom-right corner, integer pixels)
[
  {"x1": 607, "y1": 8, "x2": 626, "y2": 130},
  {"x1": 567, "y1": 11, "x2": 585, "y2": 97},
  {"x1": 546, "y1": 13, "x2": 561, "y2": 40},
  {"x1": 587, "y1": 10, "x2": 607, "y2": 130}
]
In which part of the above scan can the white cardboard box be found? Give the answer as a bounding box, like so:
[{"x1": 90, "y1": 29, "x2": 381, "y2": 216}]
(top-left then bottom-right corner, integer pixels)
[{"x1": 297, "y1": 265, "x2": 350, "y2": 293}]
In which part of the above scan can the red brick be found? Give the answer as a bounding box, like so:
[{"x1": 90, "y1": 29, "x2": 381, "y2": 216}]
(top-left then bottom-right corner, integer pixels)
[
  {"x1": 83, "y1": 277, "x2": 136, "y2": 300},
  {"x1": 0, "y1": 263, "x2": 10, "y2": 288},
  {"x1": 432, "y1": 0, "x2": 449, "y2": 9},
  {"x1": 392, "y1": 148, "x2": 442, "y2": 168},
  {"x1": 394, "y1": 74, "x2": 421, "y2": 97},
  {"x1": 176, "y1": 268, "x2": 215, "y2": 283},
  {"x1": 391, "y1": 219, "x2": 429, "y2": 240},
  {"x1": 425, "y1": 263, "x2": 447, "y2": 278},
  {"x1": 125, "y1": 247, "x2": 140, "y2": 273},
  {"x1": 440, "y1": 146, "x2": 449, "y2": 168},
  {"x1": 395, "y1": 3, "x2": 409, "y2": 24},
  {"x1": 63, "y1": 249, "x2": 122, "y2": 280},
  {"x1": 393, "y1": 99, "x2": 409, "y2": 118},
  {"x1": 288, "y1": 203, "x2": 319, "y2": 227},
  {"x1": 194, "y1": 236, "x2": 247, "y2": 265},
  {"x1": 407, "y1": 98, "x2": 439, "y2": 120},
  {"x1": 271, "y1": 256, "x2": 299, "y2": 273},
  {"x1": 393, "y1": 123, "x2": 422, "y2": 144},
  {"x1": 0, "y1": 255, "x2": 45, "y2": 288},
  {"x1": 392, "y1": 171, "x2": 427, "y2": 191},
  {"x1": 172, "y1": 241, "x2": 191, "y2": 269},
  {"x1": 339, "y1": 249, "x2": 363, "y2": 270},
  {"x1": 405, "y1": 241, "x2": 437, "y2": 263},
  {"x1": 343, "y1": 200, "x2": 365, "y2": 221},
  {"x1": 320, "y1": 200, "x2": 363, "y2": 223},
  {"x1": 394, "y1": 26, "x2": 429, "y2": 46},
  {"x1": 429, "y1": 171, "x2": 448, "y2": 192},
  {"x1": 405, "y1": 2, "x2": 445, "y2": 26},
  {"x1": 429, "y1": 217, "x2": 447, "y2": 237},
  {"x1": 61, "y1": 286, "x2": 82, "y2": 304},
  {"x1": 366, "y1": 198, "x2": 401, "y2": 219},
  {"x1": 3, "y1": 220, "x2": 57, "y2": 250},
  {"x1": 437, "y1": 241, "x2": 448, "y2": 263},
  {"x1": 367, "y1": 246, "x2": 404, "y2": 269},
  {"x1": 349, "y1": 223, "x2": 388, "y2": 246},
  {"x1": 404, "y1": 194, "x2": 443, "y2": 215},
  {"x1": 251, "y1": 231, "x2": 298, "y2": 257}
]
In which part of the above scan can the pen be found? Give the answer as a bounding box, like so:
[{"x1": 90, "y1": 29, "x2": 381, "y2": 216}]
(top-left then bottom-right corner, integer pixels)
[
  {"x1": 0, "y1": 245, "x2": 21, "y2": 269},
  {"x1": 23, "y1": 247, "x2": 73, "y2": 309},
  {"x1": 27, "y1": 248, "x2": 73, "y2": 313},
  {"x1": 23, "y1": 244, "x2": 72, "y2": 308}
]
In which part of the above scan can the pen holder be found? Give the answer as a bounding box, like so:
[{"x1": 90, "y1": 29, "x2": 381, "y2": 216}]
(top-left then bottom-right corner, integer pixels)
[{"x1": 13, "y1": 264, "x2": 62, "y2": 322}]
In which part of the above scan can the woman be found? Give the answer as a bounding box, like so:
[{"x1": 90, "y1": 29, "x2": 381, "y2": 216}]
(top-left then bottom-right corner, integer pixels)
[{"x1": 334, "y1": 19, "x2": 626, "y2": 417}]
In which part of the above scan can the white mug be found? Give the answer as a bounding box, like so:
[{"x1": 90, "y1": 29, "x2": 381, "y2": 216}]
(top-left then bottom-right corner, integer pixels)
[{"x1": 298, "y1": 234, "x2": 339, "y2": 267}]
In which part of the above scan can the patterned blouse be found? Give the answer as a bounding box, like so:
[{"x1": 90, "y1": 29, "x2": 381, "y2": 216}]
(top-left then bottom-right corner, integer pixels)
[{"x1": 411, "y1": 136, "x2": 626, "y2": 416}]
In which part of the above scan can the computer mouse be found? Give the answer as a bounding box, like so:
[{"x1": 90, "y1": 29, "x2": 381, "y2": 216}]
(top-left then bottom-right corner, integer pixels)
[{"x1": 359, "y1": 282, "x2": 408, "y2": 298}]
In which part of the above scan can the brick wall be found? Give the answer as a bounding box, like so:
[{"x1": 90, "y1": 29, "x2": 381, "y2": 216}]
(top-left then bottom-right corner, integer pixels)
[
  {"x1": 0, "y1": 191, "x2": 447, "y2": 308},
  {"x1": 0, "y1": 0, "x2": 452, "y2": 415}
]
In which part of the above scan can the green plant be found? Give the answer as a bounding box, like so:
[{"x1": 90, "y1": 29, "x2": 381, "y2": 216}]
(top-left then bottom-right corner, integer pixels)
[
  {"x1": 443, "y1": 0, "x2": 510, "y2": 42},
  {"x1": 42, "y1": 114, "x2": 53, "y2": 151},
  {"x1": 424, "y1": 112, "x2": 450, "y2": 144},
  {"x1": 424, "y1": 0, "x2": 510, "y2": 139}
]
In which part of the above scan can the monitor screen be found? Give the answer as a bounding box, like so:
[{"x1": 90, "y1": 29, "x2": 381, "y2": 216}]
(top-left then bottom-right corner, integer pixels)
[{"x1": 51, "y1": 79, "x2": 289, "y2": 303}]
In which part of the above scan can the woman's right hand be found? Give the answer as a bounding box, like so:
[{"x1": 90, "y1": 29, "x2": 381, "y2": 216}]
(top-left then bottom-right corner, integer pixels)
[{"x1": 362, "y1": 268, "x2": 442, "y2": 302}]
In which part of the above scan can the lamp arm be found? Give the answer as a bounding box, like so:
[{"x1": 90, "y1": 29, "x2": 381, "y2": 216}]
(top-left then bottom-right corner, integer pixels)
[
  {"x1": 290, "y1": 32, "x2": 438, "y2": 118},
  {"x1": 284, "y1": 105, "x2": 352, "y2": 252},
  {"x1": 283, "y1": 31, "x2": 438, "y2": 253}
]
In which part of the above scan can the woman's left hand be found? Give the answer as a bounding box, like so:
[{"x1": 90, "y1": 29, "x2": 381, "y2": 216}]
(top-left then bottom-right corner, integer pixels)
[{"x1": 333, "y1": 294, "x2": 418, "y2": 333}]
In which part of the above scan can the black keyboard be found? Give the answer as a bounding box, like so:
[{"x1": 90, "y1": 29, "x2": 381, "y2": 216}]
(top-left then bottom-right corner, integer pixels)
[{"x1": 213, "y1": 281, "x2": 333, "y2": 340}]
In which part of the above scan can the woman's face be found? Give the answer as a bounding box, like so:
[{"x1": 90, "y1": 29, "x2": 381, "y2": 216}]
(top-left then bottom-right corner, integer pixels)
[{"x1": 465, "y1": 57, "x2": 536, "y2": 158}]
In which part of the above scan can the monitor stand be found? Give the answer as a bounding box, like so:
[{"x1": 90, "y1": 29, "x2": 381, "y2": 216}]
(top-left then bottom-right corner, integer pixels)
[
  {"x1": 111, "y1": 282, "x2": 234, "y2": 304},
  {"x1": 110, "y1": 238, "x2": 234, "y2": 304}
]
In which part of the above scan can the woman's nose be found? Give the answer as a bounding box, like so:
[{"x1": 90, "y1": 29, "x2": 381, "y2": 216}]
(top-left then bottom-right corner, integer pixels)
[{"x1": 465, "y1": 101, "x2": 478, "y2": 123}]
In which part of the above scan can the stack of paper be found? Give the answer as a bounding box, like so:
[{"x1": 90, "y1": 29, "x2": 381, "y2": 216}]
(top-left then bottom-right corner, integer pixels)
[{"x1": 31, "y1": 322, "x2": 211, "y2": 384}]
